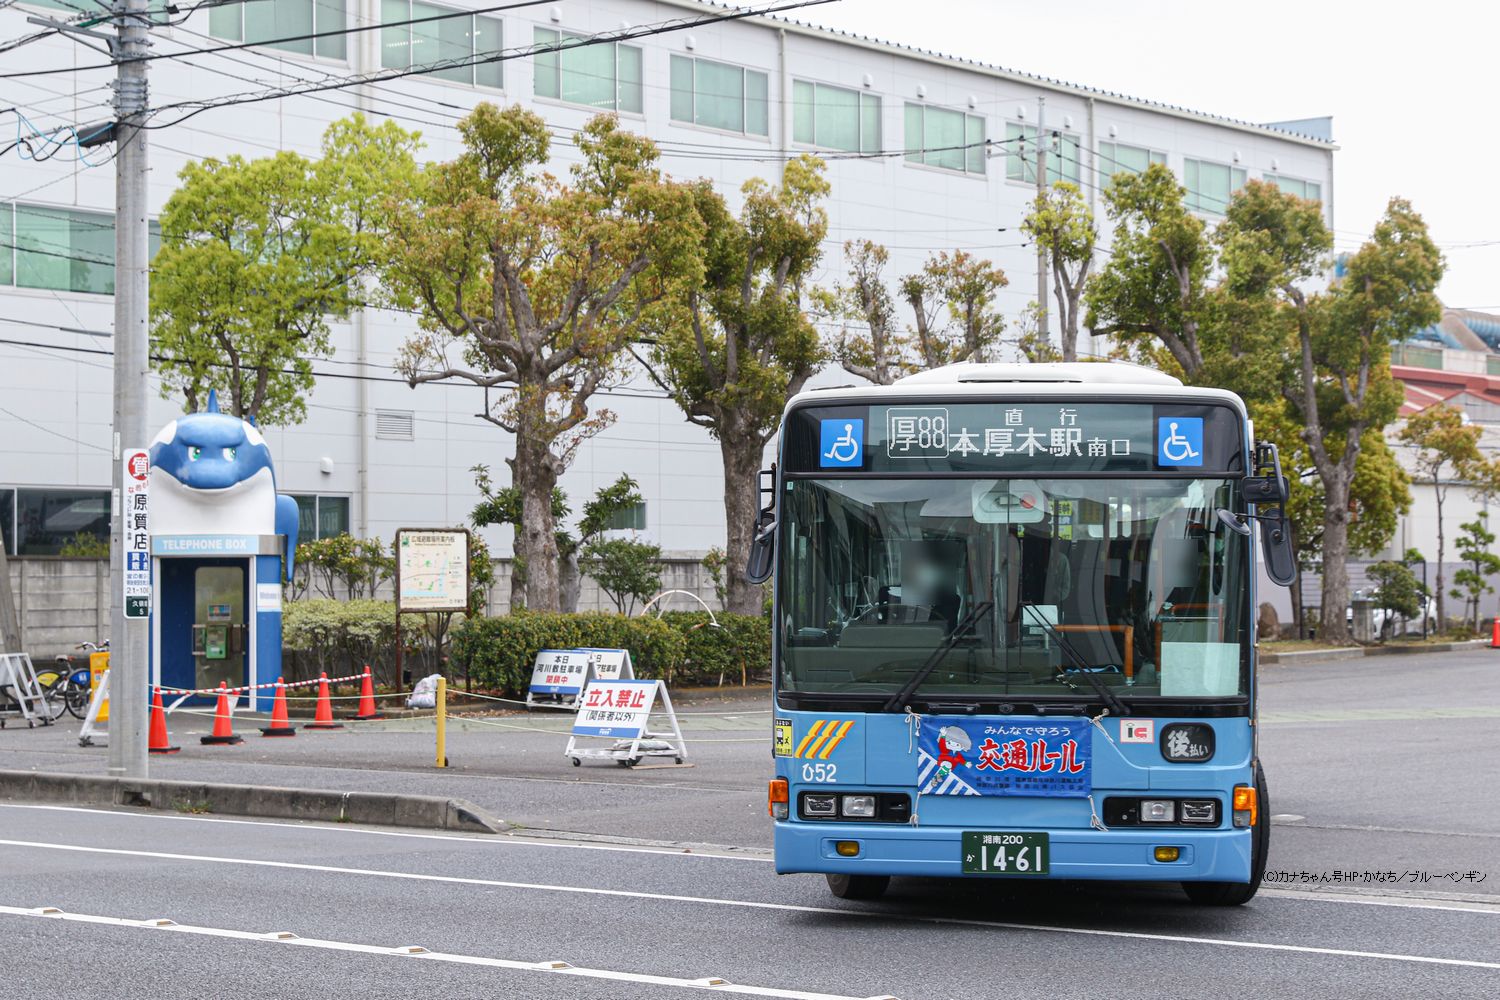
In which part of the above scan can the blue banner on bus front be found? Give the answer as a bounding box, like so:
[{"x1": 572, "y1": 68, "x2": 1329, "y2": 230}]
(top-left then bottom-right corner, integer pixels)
[{"x1": 916, "y1": 718, "x2": 1092, "y2": 797}]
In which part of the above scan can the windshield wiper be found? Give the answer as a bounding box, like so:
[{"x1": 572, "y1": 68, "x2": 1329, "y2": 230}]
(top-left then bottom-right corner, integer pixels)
[
  {"x1": 883, "y1": 601, "x2": 995, "y2": 712},
  {"x1": 1020, "y1": 606, "x2": 1130, "y2": 717}
]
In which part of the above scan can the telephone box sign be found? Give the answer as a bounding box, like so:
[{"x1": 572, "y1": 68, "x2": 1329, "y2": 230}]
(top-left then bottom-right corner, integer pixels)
[
  {"x1": 571, "y1": 679, "x2": 659, "y2": 739},
  {"x1": 528, "y1": 649, "x2": 590, "y2": 697},
  {"x1": 121, "y1": 447, "x2": 151, "y2": 619}
]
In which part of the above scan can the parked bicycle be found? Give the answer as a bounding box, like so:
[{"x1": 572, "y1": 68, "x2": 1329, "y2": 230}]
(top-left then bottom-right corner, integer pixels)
[{"x1": 34, "y1": 640, "x2": 107, "y2": 721}]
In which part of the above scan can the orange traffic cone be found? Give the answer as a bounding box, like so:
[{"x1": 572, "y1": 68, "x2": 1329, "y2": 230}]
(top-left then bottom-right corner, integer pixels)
[
  {"x1": 1490, "y1": 617, "x2": 1500, "y2": 649},
  {"x1": 304, "y1": 672, "x2": 343, "y2": 730},
  {"x1": 148, "y1": 689, "x2": 179, "y2": 755},
  {"x1": 259, "y1": 678, "x2": 297, "y2": 738},
  {"x1": 200, "y1": 681, "x2": 244, "y2": 746},
  {"x1": 351, "y1": 666, "x2": 384, "y2": 721}
]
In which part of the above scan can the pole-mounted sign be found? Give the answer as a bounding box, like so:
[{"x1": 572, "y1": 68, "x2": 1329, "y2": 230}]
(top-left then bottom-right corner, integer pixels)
[{"x1": 121, "y1": 448, "x2": 150, "y2": 619}]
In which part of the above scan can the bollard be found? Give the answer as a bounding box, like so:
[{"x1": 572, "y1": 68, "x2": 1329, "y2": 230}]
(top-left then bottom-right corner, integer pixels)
[
  {"x1": 435, "y1": 676, "x2": 448, "y2": 769},
  {"x1": 1491, "y1": 617, "x2": 1500, "y2": 649}
]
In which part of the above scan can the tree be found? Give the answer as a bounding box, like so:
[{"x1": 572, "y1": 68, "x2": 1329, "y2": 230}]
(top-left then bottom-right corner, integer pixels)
[
  {"x1": 640, "y1": 155, "x2": 829, "y2": 615},
  {"x1": 1022, "y1": 181, "x2": 1096, "y2": 362},
  {"x1": 1085, "y1": 163, "x2": 1212, "y2": 379},
  {"x1": 580, "y1": 537, "x2": 663, "y2": 614},
  {"x1": 1397, "y1": 403, "x2": 1499, "y2": 626},
  {"x1": 1282, "y1": 199, "x2": 1442, "y2": 641},
  {"x1": 151, "y1": 115, "x2": 419, "y2": 424},
  {"x1": 297, "y1": 533, "x2": 394, "y2": 599},
  {"x1": 1366, "y1": 554, "x2": 1427, "y2": 639},
  {"x1": 900, "y1": 250, "x2": 1008, "y2": 368},
  {"x1": 386, "y1": 105, "x2": 704, "y2": 612},
  {"x1": 1450, "y1": 514, "x2": 1500, "y2": 632},
  {"x1": 827, "y1": 239, "x2": 904, "y2": 384}
]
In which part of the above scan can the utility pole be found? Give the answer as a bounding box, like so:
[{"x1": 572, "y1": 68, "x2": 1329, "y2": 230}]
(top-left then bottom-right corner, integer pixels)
[
  {"x1": 1034, "y1": 96, "x2": 1049, "y2": 350},
  {"x1": 107, "y1": 0, "x2": 151, "y2": 778}
]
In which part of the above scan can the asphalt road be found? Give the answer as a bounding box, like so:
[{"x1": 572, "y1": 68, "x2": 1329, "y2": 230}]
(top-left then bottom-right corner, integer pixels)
[{"x1": 1, "y1": 648, "x2": 1498, "y2": 997}]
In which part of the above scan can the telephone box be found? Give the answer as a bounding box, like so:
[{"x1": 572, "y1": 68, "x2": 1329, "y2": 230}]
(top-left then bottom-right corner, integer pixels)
[{"x1": 147, "y1": 391, "x2": 299, "y2": 710}]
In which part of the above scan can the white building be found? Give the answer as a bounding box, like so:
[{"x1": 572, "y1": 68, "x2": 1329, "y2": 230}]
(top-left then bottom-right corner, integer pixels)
[{"x1": 1, "y1": 0, "x2": 1336, "y2": 602}]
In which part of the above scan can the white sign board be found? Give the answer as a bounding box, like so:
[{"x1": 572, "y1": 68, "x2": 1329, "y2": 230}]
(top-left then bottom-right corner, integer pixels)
[
  {"x1": 396, "y1": 529, "x2": 470, "y2": 612},
  {"x1": 121, "y1": 448, "x2": 151, "y2": 619},
  {"x1": 571, "y1": 679, "x2": 659, "y2": 739},
  {"x1": 528, "y1": 649, "x2": 592, "y2": 702},
  {"x1": 580, "y1": 648, "x2": 634, "y2": 681}
]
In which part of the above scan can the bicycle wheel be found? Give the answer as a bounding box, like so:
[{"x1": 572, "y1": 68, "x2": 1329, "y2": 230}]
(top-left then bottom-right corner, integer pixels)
[
  {"x1": 64, "y1": 680, "x2": 92, "y2": 720},
  {"x1": 33, "y1": 674, "x2": 67, "y2": 721}
]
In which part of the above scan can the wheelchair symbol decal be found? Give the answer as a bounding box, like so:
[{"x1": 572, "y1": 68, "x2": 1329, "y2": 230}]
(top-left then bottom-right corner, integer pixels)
[
  {"x1": 820, "y1": 418, "x2": 864, "y2": 468},
  {"x1": 1157, "y1": 417, "x2": 1204, "y2": 467}
]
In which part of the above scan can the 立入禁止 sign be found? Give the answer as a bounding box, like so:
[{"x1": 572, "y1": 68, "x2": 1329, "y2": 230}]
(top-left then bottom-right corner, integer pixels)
[{"x1": 571, "y1": 679, "x2": 659, "y2": 739}]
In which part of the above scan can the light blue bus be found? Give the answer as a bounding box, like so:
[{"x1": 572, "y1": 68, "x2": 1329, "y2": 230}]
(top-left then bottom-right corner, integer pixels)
[{"x1": 749, "y1": 363, "x2": 1295, "y2": 905}]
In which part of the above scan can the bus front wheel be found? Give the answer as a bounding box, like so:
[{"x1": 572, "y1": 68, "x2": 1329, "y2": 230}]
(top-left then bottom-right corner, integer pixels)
[
  {"x1": 825, "y1": 873, "x2": 890, "y2": 900},
  {"x1": 1182, "y1": 762, "x2": 1269, "y2": 906}
]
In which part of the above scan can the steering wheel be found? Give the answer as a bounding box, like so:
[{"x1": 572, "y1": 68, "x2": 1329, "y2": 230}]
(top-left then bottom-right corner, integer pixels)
[{"x1": 846, "y1": 602, "x2": 936, "y2": 627}]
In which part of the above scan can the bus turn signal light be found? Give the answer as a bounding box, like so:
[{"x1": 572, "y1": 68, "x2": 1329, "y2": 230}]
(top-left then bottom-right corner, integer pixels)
[
  {"x1": 769, "y1": 779, "x2": 789, "y2": 820},
  {"x1": 836, "y1": 841, "x2": 860, "y2": 857},
  {"x1": 1232, "y1": 785, "x2": 1258, "y2": 828},
  {"x1": 1153, "y1": 846, "x2": 1181, "y2": 863}
]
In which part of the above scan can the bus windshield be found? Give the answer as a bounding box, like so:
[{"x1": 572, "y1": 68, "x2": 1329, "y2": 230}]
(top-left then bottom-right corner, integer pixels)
[{"x1": 778, "y1": 476, "x2": 1250, "y2": 706}]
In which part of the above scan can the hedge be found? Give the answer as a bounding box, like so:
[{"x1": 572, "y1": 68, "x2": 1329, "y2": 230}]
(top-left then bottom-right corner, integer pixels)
[
  {"x1": 451, "y1": 612, "x2": 686, "y2": 695},
  {"x1": 282, "y1": 599, "x2": 399, "y2": 685},
  {"x1": 659, "y1": 611, "x2": 771, "y2": 686}
]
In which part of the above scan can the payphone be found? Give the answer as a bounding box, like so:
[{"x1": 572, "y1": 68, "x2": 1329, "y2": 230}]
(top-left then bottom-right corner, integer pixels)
[{"x1": 189, "y1": 569, "x2": 246, "y2": 690}]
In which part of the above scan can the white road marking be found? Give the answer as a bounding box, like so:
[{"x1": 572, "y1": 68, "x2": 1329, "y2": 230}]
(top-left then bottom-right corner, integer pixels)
[
  {"x1": 0, "y1": 905, "x2": 893, "y2": 1000},
  {"x1": 3, "y1": 839, "x2": 1499, "y2": 971}
]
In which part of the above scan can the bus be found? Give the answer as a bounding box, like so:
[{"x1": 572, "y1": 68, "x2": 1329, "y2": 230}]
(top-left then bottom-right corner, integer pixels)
[{"x1": 749, "y1": 362, "x2": 1295, "y2": 906}]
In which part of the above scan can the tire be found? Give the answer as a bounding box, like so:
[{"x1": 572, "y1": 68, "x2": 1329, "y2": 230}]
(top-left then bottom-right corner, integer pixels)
[
  {"x1": 64, "y1": 681, "x2": 91, "y2": 720},
  {"x1": 1182, "y1": 762, "x2": 1269, "y2": 906},
  {"x1": 825, "y1": 873, "x2": 890, "y2": 901}
]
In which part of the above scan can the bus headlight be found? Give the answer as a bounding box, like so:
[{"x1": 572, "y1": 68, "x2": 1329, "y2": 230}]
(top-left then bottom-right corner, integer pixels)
[
  {"x1": 1180, "y1": 799, "x2": 1218, "y2": 825},
  {"x1": 1140, "y1": 799, "x2": 1176, "y2": 823},
  {"x1": 802, "y1": 794, "x2": 838, "y2": 818},
  {"x1": 841, "y1": 795, "x2": 877, "y2": 818}
]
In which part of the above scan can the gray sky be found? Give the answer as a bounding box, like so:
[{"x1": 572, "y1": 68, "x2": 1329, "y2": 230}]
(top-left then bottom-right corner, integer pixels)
[{"x1": 804, "y1": 0, "x2": 1496, "y2": 310}]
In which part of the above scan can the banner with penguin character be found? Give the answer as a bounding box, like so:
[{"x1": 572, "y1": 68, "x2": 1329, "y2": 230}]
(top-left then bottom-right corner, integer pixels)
[{"x1": 916, "y1": 718, "x2": 1092, "y2": 797}]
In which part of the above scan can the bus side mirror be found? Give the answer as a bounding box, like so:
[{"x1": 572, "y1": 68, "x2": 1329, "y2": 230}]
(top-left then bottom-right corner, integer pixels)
[
  {"x1": 1260, "y1": 517, "x2": 1297, "y2": 587},
  {"x1": 1249, "y1": 442, "x2": 1296, "y2": 587},
  {"x1": 745, "y1": 507, "x2": 776, "y2": 585}
]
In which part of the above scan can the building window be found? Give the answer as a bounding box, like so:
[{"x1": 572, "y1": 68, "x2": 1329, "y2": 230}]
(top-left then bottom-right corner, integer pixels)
[
  {"x1": 1098, "y1": 141, "x2": 1166, "y2": 184},
  {"x1": 1265, "y1": 174, "x2": 1322, "y2": 203},
  {"x1": 1004, "y1": 123, "x2": 1081, "y2": 185},
  {"x1": 209, "y1": 0, "x2": 347, "y2": 59},
  {"x1": 2, "y1": 487, "x2": 110, "y2": 556},
  {"x1": 669, "y1": 55, "x2": 768, "y2": 136},
  {"x1": 794, "y1": 81, "x2": 879, "y2": 153},
  {"x1": 1184, "y1": 158, "x2": 1247, "y2": 215},
  {"x1": 606, "y1": 501, "x2": 646, "y2": 531},
  {"x1": 0, "y1": 204, "x2": 162, "y2": 295},
  {"x1": 380, "y1": 0, "x2": 501, "y2": 88},
  {"x1": 904, "y1": 103, "x2": 983, "y2": 174},
  {"x1": 293, "y1": 495, "x2": 351, "y2": 540},
  {"x1": 533, "y1": 27, "x2": 642, "y2": 113}
]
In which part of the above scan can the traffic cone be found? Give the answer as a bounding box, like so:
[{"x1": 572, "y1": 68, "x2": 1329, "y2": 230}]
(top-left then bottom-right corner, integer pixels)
[
  {"x1": 303, "y1": 672, "x2": 344, "y2": 730},
  {"x1": 351, "y1": 666, "x2": 384, "y2": 721},
  {"x1": 1490, "y1": 617, "x2": 1500, "y2": 649},
  {"x1": 148, "y1": 689, "x2": 179, "y2": 755},
  {"x1": 259, "y1": 678, "x2": 297, "y2": 738},
  {"x1": 200, "y1": 681, "x2": 244, "y2": 746}
]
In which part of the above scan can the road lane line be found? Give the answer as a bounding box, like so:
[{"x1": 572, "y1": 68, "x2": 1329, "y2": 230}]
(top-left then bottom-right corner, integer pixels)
[
  {"x1": 3, "y1": 839, "x2": 1499, "y2": 971},
  {"x1": 0, "y1": 905, "x2": 893, "y2": 1000}
]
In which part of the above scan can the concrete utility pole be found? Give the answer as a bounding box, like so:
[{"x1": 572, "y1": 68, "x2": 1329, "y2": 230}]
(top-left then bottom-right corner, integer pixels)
[
  {"x1": 107, "y1": 0, "x2": 151, "y2": 779},
  {"x1": 1034, "y1": 96, "x2": 1049, "y2": 347}
]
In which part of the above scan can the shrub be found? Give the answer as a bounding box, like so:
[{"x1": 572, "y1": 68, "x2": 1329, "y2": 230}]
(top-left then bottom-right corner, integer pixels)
[
  {"x1": 282, "y1": 599, "x2": 400, "y2": 685},
  {"x1": 659, "y1": 611, "x2": 771, "y2": 687},
  {"x1": 451, "y1": 612, "x2": 686, "y2": 695}
]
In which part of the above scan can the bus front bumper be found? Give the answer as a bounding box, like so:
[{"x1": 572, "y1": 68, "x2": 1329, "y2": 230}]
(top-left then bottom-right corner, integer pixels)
[{"x1": 774, "y1": 821, "x2": 1253, "y2": 882}]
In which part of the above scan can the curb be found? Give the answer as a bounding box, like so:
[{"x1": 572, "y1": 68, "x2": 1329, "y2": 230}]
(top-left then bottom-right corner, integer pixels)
[
  {"x1": 0, "y1": 769, "x2": 508, "y2": 834},
  {"x1": 1260, "y1": 639, "x2": 1491, "y2": 664}
]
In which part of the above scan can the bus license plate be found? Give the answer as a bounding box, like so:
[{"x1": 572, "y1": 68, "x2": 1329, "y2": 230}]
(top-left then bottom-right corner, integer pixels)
[{"x1": 961, "y1": 832, "x2": 1049, "y2": 876}]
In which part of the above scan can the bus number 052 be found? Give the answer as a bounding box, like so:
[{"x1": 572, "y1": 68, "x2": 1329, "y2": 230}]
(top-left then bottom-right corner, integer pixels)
[{"x1": 801, "y1": 763, "x2": 838, "y2": 783}]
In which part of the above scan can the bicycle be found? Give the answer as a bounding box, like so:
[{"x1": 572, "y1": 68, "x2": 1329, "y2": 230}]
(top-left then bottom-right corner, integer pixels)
[{"x1": 35, "y1": 640, "x2": 106, "y2": 721}]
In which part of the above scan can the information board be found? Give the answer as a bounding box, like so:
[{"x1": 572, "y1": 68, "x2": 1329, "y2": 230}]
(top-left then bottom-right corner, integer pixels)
[
  {"x1": 395, "y1": 528, "x2": 470, "y2": 613},
  {"x1": 580, "y1": 648, "x2": 634, "y2": 681},
  {"x1": 121, "y1": 447, "x2": 151, "y2": 619},
  {"x1": 528, "y1": 649, "x2": 593, "y2": 701},
  {"x1": 570, "y1": 679, "x2": 660, "y2": 739}
]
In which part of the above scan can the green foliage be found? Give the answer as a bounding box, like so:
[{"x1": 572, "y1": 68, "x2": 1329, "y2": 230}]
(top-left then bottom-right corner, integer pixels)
[
  {"x1": 1366, "y1": 558, "x2": 1426, "y2": 624},
  {"x1": 151, "y1": 114, "x2": 420, "y2": 425},
  {"x1": 450, "y1": 612, "x2": 686, "y2": 694},
  {"x1": 282, "y1": 598, "x2": 400, "y2": 685},
  {"x1": 59, "y1": 532, "x2": 109, "y2": 558},
  {"x1": 701, "y1": 547, "x2": 728, "y2": 605},
  {"x1": 826, "y1": 239, "x2": 903, "y2": 384},
  {"x1": 297, "y1": 533, "x2": 394, "y2": 599},
  {"x1": 659, "y1": 611, "x2": 771, "y2": 686},
  {"x1": 1021, "y1": 181, "x2": 1096, "y2": 361},
  {"x1": 386, "y1": 105, "x2": 705, "y2": 612},
  {"x1": 900, "y1": 249, "x2": 1008, "y2": 368},
  {"x1": 580, "y1": 537, "x2": 662, "y2": 615},
  {"x1": 1450, "y1": 513, "x2": 1500, "y2": 632}
]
